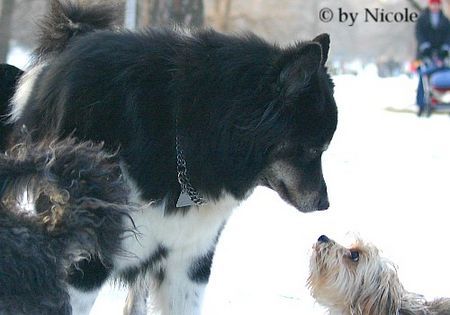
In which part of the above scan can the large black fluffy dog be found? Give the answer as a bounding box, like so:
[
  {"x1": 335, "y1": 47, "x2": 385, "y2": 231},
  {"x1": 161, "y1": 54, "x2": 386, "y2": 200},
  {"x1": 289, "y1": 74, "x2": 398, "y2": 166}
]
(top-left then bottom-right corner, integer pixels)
[
  {"x1": 0, "y1": 64, "x2": 23, "y2": 151},
  {"x1": 0, "y1": 138, "x2": 131, "y2": 314},
  {"x1": 10, "y1": 1, "x2": 338, "y2": 314}
]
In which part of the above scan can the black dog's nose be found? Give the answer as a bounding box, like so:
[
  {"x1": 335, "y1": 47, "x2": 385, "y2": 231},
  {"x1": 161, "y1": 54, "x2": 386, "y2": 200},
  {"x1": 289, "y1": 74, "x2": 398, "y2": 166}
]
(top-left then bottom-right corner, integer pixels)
[
  {"x1": 317, "y1": 185, "x2": 329, "y2": 211},
  {"x1": 317, "y1": 197, "x2": 330, "y2": 211},
  {"x1": 318, "y1": 235, "x2": 330, "y2": 243}
]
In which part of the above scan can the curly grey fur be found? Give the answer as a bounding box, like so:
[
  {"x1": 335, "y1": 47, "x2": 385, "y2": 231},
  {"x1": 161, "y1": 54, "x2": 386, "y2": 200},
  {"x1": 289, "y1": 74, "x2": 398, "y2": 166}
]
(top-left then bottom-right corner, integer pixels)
[{"x1": 0, "y1": 138, "x2": 132, "y2": 314}]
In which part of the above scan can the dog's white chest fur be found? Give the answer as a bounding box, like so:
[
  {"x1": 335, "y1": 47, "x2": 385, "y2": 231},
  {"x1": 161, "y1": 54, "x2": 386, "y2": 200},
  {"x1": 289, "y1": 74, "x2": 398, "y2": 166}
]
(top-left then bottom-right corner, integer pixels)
[
  {"x1": 112, "y1": 175, "x2": 239, "y2": 315},
  {"x1": 115, "y1": 174, "x2": 239, "y2": 272}
]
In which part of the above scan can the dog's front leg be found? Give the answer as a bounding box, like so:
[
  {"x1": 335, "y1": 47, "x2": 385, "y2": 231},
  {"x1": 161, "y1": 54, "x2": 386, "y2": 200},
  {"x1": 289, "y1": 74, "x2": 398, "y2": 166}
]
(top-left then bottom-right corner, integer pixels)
[
  {"x1": 122, "y1": 196, "x2": 234, "y2": 315},
  {"x1": 152, "y1": 250, "x2": 214, "y2": 315},
  {"x1": 124, "y1": 249, "x2": 213, "y2": 315}
]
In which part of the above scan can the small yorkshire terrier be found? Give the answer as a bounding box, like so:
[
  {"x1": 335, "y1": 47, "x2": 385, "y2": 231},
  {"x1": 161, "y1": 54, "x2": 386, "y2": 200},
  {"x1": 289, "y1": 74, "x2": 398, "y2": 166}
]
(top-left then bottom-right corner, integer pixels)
[{"x1": 308, "y1": 235, "x2": 450, "y2": 315}]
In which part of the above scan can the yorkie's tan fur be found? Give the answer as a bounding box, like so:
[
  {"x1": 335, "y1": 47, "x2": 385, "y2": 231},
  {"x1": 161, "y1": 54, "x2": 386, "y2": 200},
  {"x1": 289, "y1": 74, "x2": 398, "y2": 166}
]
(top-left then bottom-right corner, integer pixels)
[{"x1": 308, "y1": 235, "x2": 450, "y2": 315}]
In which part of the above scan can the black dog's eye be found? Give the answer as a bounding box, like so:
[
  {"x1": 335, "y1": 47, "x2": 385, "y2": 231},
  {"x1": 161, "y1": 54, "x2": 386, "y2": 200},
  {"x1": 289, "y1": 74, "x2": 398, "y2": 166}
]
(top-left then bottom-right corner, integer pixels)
[
  {"x1": 302, "y1": 148, "x2": 322, "y2": 162},
  {"x1": 349, "y1": 250, "x2": 360, "y2": 262},
  {"x1": 308, "y1": 148, "x2": 321, "y2": 157}
]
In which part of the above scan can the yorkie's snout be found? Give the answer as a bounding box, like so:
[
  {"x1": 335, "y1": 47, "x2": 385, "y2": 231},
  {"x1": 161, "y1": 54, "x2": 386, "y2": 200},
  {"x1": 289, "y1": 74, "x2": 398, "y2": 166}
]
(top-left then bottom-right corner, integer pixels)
[{"x1": 318, "y1": 235, "x2": 330, "y2": 243}]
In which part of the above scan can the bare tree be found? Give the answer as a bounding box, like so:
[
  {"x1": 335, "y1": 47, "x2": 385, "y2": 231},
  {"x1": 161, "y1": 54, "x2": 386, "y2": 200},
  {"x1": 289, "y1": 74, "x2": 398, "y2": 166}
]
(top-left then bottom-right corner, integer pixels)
[
  {"x1": 405, "y1": 0, "x2": 423, "y2": 11},
  {"x1": 0, "y1": 0, "x2": 16, "y2": 62},
  {"x1": 443, "y1": 0, "x2": 450, "y2": 16},
  {"x1": 213, "y1": 0, "x2": 232, "y2": 31},
  {"x1": 138, "y1": 0, "x2": 151, "y2": 26},
  {"x1": 139, "y1": 0, "x2": 204, "y2": 27}
]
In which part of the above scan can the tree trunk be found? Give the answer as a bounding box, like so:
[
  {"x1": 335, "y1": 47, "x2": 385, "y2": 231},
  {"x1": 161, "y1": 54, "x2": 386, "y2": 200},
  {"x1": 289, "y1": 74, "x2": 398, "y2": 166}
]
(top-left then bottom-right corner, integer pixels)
[
  {"x1": 311, "y1": 0, "x2": 320, "y2": 37},
  {"x1": 140, "y1": 0, "x2": 204, "y2": 27},
  {"x1": 405, "y1": 0, "x2": 423, "y2": 11},
  {"x1": 0, "y1": 0, "x2": 15, "y2": 63},
  {"x1": 214, "y1": 0, "x2": 232, "y2": 31},
  {"x1": 444, "y1": 0, "x2": 450, "y2": 17},
  {"x1": 138, "y1": 0, "x2": 151, "y2": 27}
]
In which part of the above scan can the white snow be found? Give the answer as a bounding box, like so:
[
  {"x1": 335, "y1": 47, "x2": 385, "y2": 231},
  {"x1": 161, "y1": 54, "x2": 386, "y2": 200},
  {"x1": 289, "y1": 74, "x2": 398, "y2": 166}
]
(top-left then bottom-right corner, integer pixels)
[
  {"x1": 86, "y1": 73, "x2": 450, "y2": 313},
  {"x1": 7, "y1": 43, "x2": 31, "y2": 70}
]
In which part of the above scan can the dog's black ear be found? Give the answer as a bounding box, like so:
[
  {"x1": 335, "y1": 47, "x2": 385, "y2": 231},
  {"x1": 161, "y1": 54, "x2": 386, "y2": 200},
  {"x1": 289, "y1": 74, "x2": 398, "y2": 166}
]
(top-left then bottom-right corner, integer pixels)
[
  {"x1": 312, "y1": 33, "x2": 330, "y2": 65},
  {"x1": 276, "y1": 42, "x2": 322, "y2": 98}
]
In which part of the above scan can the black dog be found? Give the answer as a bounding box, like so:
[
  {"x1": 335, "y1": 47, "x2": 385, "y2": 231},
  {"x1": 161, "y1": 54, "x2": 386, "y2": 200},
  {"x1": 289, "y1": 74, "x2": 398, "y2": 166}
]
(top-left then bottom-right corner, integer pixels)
[
  {"x1": 0, "y1": 64, "x2": 23, "y2": 151},
  {"x1": 10, "y1": 1, "x2": 338, "y2": 313},
  {"x1": 0, "y1": 138, "x2": 131, "y2": 314}
]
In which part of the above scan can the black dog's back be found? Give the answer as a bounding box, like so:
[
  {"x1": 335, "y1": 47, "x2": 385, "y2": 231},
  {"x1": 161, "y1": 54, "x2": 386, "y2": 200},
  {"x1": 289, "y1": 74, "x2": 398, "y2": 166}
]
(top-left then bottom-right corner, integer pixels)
[
  {"x1": 9, "y1": 1, "x2": 337, "y2": 313},
  {"x1": 16, "y1": 27, "x2": 284, "y2": 203}
]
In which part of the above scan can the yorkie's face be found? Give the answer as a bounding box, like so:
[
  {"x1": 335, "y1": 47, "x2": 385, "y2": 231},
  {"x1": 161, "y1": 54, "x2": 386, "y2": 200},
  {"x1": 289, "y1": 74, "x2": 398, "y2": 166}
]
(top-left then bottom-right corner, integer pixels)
[{"x1": 307, "y1": 235, "x2": 402, "y2": 315}]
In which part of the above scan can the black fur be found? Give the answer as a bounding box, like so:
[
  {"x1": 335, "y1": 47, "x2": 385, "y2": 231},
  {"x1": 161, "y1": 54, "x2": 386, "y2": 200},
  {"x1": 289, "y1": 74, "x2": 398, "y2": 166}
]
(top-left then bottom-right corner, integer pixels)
[
  {"x1": 121, "y1": 245, "x2": 169, "y2": 286},
  {"x1": 0, "y1": 204, "x2": 71, "y2": 315},
  {"x1": 0, "y1": 64, "x2": 23, "y2": 151},
  {"x1": 189, "y1": 249, "x2": 215, "y2": 283},
  {"x1": 0, "y1": 138, "x2": 132, "y2": 313},
  {"x1": 12, "y1": 0, "x2": 338, "y2": 307},
  {"x1": 16, "y1": 28, "x2": 337, "y2": 212},
  {"x1": 68, "y1": 258, "x2": 112, "y2": 292},
  {"x1": 189, "y1": 222, "x2": 225, "y2": 283}
]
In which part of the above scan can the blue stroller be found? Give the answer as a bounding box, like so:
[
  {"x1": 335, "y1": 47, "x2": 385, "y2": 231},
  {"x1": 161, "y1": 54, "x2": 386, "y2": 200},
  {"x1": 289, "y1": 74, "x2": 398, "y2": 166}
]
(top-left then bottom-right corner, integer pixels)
[{"x1": 417, "y1": 56, "x2": 450, "y2": 117}]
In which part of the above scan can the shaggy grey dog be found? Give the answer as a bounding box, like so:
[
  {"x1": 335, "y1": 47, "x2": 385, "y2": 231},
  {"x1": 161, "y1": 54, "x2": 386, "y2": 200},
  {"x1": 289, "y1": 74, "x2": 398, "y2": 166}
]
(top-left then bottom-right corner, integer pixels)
[{"x1": 0, "y1": 138, "x2": 132, "y2": 314}]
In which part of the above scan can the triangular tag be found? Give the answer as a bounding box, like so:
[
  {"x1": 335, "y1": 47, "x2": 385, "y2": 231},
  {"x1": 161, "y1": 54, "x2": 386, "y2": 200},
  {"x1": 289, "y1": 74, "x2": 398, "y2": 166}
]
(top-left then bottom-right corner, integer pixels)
[{"x1": 176, "y1": 191, "x2": 196, "y2": 208}]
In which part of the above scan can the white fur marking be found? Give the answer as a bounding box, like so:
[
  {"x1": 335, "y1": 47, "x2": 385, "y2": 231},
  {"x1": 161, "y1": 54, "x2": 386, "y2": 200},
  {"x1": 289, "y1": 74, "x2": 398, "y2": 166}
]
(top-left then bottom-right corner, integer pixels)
[
  {"x1": 17, "y1": 190, "x2": 36, "y2": 216},
  {"x1": 115, "y1": 169, "x2": 239, "y2": 315},
  {"x1": 9, "y1": 63, "x2": 47, "y2": 122},
  {"x1": 115, "y1": 170, "x2": 238, "y2": 271}
]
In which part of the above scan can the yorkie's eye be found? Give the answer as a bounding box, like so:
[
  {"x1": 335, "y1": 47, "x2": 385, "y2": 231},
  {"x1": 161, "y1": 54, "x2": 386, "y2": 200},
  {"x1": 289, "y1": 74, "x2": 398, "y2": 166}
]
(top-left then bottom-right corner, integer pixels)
[{"x1": 349, "y1": 250, "x2": 360, "y2": 262}]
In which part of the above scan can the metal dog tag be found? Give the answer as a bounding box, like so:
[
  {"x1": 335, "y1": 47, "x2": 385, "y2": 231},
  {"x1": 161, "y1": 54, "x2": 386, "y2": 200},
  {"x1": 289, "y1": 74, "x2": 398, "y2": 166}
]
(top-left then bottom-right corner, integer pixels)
[{"x1": 176, "y1": 191, "x2": 196, "y2": 208}]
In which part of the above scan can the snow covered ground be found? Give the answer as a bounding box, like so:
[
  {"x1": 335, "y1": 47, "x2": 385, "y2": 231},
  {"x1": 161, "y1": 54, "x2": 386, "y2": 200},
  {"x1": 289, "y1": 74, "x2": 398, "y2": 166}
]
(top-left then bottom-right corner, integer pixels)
[{"x1": 87, "y1": 70, "x2": 450, "y2": 314}]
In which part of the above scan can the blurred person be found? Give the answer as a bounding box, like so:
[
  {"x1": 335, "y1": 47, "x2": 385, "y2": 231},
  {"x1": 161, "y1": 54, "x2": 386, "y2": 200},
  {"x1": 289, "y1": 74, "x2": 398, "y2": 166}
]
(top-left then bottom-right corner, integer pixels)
[
  {"x1": 416, "y1": 0, "x2": 450, "y2": 58},
  {"x1": 415, "y1": 0, "x2": 450, "y2": 113}
]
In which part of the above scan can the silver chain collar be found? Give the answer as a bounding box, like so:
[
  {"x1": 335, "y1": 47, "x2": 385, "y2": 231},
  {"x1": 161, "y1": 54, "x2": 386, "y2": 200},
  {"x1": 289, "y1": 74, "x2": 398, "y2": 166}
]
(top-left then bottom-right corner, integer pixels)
[{"x1": 176, "y1": 134, "x2": 207, "y2": 206}]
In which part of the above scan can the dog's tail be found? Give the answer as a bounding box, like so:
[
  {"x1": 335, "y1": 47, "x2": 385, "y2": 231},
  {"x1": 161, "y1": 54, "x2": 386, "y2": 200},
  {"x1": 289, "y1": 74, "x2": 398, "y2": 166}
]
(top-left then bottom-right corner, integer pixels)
[
  {"x1": 0, "y1": 137, "x2": 137, "y2": 292},
  {"x1": 0, "y1": 138, "x2": 131, "y2": 257},
  {"x1": 34, "y1": 0, "x2": 122, "y2": 60}
]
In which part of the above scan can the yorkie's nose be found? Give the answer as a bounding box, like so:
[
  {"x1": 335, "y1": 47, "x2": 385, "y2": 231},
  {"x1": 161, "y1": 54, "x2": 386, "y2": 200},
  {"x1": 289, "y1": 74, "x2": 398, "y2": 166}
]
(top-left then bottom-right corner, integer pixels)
[{"x1": 318, "y1": 235, "x2": 330, "y2": 243}]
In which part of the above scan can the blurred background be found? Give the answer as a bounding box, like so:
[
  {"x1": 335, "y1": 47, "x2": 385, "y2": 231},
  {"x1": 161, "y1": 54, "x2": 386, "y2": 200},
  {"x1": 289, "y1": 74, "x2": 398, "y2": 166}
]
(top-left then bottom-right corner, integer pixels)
[
  {"x1": 0, "y1": 0, "x2": 445, "y2": 72},
  {"x1": 2, "y1": 1, "x2": 450, "y2": 314}
]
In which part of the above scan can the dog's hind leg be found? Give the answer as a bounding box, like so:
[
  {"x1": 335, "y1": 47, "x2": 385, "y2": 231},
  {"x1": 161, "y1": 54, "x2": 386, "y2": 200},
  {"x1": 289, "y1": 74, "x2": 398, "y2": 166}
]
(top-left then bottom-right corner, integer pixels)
[
  {"x1": 67, "y1": 286, "x2": 101, "y2": 315},
  {"x1": 67, "y1": 256, "x2": 113, "y2": 314}
]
